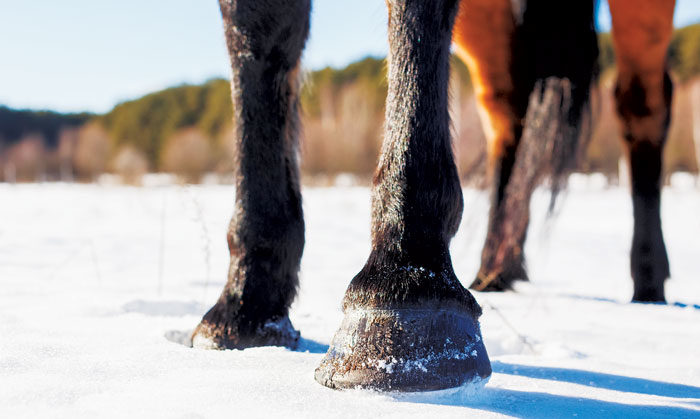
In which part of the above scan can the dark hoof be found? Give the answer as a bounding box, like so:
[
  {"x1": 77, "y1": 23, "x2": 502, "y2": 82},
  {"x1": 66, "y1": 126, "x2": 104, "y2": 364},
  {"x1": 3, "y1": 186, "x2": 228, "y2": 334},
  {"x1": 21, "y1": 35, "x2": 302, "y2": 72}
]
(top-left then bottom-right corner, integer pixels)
[
  {"x1": 191, "y1": 315, "x2": 300, "y2": 350},
  {"x1": 631, "y1": 254, "x2": 668, "y2": 303},
  {"x1": 470, "y1": 265, "x2": 528, "y2": 292},
  {"x1": 315, "y1": 307, "x2": 491, "y2": 391},
  {"x1": 632, "y1": 289, "x2": 666, "y2": 304},
  {"x1": 470, "y1": 273, "x2": 512, "y2": 292}
]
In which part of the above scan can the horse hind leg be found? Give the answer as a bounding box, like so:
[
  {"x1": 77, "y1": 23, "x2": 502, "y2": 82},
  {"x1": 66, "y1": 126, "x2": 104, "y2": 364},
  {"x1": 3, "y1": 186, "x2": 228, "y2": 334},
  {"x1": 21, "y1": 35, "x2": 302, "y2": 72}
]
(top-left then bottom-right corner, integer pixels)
[
  {"x1": 455, "y1": 0, "x2": 599, "y2": 292},
  {"x1": 453, "y1": 0, "x2": 528, "y2": 291},
  {"x1": 191, "y1": 0, "x2": 310, "y2": 349},
  {"x1": 315, "y1": 0, "x2": 491, "y2": 391},
  {"x1": 610, "y1": 0, "x2": 675, "y2": 302}
]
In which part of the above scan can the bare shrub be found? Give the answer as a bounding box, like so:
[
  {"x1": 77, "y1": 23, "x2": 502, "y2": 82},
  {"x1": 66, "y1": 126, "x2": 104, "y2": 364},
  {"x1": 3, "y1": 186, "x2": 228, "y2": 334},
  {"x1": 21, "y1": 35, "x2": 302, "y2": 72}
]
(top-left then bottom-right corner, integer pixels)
[
  {"x1": 586, "y1": 76, "x2": 623, "y2": 180},
  {"x1": 690, "y1": 79, "x2": 700, "y2": 173},
  {"x1": 56, "y1": 127, "x2": 80, "y2": 181},
  {"x1": 301, "y1": 82, "x2": 383, "y2": 176},
  {"x1": 450, "y1": 73, "x2": 488, "y2": 185},
  {"x1": 162, "y1": 127, "x2": 212, "y2": 183},
  {"x1": 74, "y1": 122, "x2": 111, "y2": 181},
  {"x1": 4, "y1": 134, "x2": 47, "y2": 182},
  {"x1": 667, "y1": 78, "x2": 700, "y2": 173},
  {"x1": 112, "y1": 146, "x2": 149, "y2": 185},
  {"x1": 212, "y1": 124, "x2": 237, "y2": 177}
]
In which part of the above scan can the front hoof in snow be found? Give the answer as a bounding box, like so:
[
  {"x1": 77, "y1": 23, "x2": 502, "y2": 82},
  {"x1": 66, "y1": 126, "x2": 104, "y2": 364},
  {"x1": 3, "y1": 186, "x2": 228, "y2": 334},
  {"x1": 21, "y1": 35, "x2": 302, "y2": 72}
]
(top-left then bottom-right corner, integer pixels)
[
  {"x1": 191, "y1": 315, "x2": 300, "y2": 350},
  {"x1": 314, "y1": 307, "x2": 491, "y2": 391}
]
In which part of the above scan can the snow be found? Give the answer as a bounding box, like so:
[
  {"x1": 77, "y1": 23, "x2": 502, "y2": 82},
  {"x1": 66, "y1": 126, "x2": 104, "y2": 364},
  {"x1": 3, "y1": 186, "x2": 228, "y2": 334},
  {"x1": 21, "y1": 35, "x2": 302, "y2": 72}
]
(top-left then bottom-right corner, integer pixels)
[{"x1": 1, "y1": 178, "x2": 699, "y2": 418}]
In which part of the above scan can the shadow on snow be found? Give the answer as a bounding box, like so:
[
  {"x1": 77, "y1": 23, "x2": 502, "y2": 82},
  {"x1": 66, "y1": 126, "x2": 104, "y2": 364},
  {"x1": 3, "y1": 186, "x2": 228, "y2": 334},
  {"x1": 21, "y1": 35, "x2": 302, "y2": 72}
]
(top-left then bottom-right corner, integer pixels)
[
  {"x1": 562, "y1": 294, "x2": 700, "y2": 310},
  {"x1": 492, "y1": 362, "x2": 700, "y2": 399},
  {"x1": 459, "y1": 387, "x2": 696, "y2": 418},
  {"x1": 392, "y1": 362, "x2": 699, "y2": 417},
  {"x1": 163, "y1": 328, "x2": 329, "y2": 354}
]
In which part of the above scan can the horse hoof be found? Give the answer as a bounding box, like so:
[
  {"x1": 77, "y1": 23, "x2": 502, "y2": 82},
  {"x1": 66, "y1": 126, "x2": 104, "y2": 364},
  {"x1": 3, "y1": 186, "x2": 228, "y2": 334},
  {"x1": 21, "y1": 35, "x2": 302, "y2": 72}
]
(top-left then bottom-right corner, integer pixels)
[
  {"x1": 315, "y1": 307, "x2": 491, "y2": 391},
  {"x1": 191, "y1": 315, "x2": 300, "y2": 350},
  {"x1": 470, "y1": 274, "x2": 513, "y2": 292},
  {"x1": 470, "y1": 263, "x2": 528, "y2": 292}
]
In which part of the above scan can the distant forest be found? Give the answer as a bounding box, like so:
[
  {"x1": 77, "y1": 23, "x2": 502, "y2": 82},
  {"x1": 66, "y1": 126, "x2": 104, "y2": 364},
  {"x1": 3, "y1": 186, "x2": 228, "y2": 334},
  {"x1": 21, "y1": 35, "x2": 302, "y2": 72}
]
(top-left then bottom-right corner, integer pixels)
[
  {"x1": 3, "y1": 25, "x2": 700, "y2": 183},
  {"x1": 0, "y1": 107, "x2": 91, "y2": 149}
]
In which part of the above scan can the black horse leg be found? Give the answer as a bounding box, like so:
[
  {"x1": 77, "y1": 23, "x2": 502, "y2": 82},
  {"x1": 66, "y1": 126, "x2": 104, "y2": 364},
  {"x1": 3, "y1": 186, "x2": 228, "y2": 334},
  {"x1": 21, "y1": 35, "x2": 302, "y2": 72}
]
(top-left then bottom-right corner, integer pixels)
[
  {"x1": 619, "y1": 71, "x2": 672, "y2": 303},
  {"x1": 315, "y1": 0, "x2": 491, "y2": 391},
  {"x1": 192, "y1": 0, "x2": 310, "y2": 349},
  {"x1": 627, "y1": 139, "x2": 670, "y2": 302},
  {"x1": 610, "y1": 0, "x2": 674, "y2": 302}
]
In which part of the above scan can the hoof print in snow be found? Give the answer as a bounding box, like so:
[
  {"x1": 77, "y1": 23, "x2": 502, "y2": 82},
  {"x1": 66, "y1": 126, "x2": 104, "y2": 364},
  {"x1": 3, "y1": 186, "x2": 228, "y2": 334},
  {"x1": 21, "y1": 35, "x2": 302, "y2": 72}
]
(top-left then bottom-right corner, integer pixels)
[
  {"x1": 315, "y1": 307, "x2": 491, "y2": 391},
  {"x1": 191, "y1": 315, "x2": 300, "y2": 350}
]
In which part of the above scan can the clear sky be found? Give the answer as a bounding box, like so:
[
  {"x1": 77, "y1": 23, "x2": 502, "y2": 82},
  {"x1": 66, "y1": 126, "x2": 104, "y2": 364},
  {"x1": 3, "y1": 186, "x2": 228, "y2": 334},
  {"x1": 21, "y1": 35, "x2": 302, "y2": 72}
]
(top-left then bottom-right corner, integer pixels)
[{"x1": 1, "y1": 0, "x2": 699, "y2": 114}]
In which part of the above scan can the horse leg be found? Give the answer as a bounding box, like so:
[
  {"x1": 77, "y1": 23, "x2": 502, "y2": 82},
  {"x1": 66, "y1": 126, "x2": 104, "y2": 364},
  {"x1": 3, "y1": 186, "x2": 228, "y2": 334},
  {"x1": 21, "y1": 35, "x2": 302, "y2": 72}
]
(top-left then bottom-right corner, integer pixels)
[
  {"x1": 315, "y1": 0, "x2": 491, "y2": 391},
  {"x1": 191, "y1": 0, "x2": 310, "y2": 349},
  {"x1": 452, "y1": 0, "x2": 528, "y2": 291},
  {"x1": 457, "y1": 0, "x2": 599, "y2": 292},
  {"x1": 610, "y1": 0, "x2": 675, "y2": 302}
]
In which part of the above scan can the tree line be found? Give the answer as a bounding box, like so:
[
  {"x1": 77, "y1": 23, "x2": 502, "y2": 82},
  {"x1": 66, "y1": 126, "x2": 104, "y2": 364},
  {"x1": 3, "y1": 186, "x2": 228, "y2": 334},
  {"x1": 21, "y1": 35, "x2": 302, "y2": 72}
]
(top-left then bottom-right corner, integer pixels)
[{"x1": 3, "y1": 24, "x2": 700, "y2": 183}]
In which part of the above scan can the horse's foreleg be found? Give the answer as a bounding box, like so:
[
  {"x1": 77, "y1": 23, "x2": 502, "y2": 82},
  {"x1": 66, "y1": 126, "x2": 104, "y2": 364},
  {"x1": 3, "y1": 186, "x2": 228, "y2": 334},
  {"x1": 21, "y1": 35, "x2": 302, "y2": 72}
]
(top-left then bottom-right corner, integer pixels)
[
  {"x1": 315, "y1": 0, "x2": 491, "y2": 391},
  {"x1": 192, "y1": 0, "x2": 310, "y2": 349},
  {"x1": 453, "y1": 0, "x2": 528, "y2": 291},
  {"x1": 610, "y1": 0, "x2": 674, "y2": 302}
]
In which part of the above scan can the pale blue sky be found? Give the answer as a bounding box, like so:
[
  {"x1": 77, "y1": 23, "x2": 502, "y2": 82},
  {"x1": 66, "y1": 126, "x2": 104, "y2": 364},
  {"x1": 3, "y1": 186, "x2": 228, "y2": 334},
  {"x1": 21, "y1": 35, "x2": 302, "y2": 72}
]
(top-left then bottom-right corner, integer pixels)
[{"x1": 1, "y1": 0, "x2": 699, "y2": 113}]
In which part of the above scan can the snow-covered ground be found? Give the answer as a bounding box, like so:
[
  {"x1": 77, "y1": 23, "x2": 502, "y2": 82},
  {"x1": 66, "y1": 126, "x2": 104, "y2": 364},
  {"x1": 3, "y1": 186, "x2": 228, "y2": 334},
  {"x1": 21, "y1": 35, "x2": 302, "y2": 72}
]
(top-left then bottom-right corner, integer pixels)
[{"x1": 1, "y1": 176, "x2": 699, "y2": 418}]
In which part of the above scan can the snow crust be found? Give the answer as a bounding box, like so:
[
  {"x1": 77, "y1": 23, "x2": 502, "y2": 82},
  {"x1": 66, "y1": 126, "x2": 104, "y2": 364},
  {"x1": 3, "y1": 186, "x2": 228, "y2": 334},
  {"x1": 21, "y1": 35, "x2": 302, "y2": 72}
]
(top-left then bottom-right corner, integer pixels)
[{"x1": 1, "y1": 180, "x2": 699, "y2": 417}]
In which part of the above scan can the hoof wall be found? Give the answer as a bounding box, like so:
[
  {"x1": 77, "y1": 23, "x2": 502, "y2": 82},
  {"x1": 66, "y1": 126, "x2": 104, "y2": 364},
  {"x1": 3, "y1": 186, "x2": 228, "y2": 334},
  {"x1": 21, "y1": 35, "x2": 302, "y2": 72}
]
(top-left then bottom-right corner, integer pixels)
[
  {"x1": 191, "y1": 316, "x2": 300, "y2": 350},
  {"x1": 315, "y1": 307, "x2": 491, "y2": 391}
]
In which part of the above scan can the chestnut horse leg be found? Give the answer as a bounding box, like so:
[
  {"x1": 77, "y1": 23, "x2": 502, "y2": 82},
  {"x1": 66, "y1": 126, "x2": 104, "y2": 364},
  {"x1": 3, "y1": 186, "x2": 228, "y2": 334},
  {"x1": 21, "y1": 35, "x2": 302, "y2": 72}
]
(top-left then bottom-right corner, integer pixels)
[
  {"x1": 610, "y1": 0, "x2": 675, "y2": 302},
  {"x1": 455, "y1": 0, "x2": 598, "y2": 292},
  {"x1": 315, "y1": 0, "x2": 491, "y2": 391},
  {"x1": 191, "y1": 0, "x2": 310, "y2": 349},
  {"x1": 453, "y1": 0, "x2": 528, "y2": 291}
]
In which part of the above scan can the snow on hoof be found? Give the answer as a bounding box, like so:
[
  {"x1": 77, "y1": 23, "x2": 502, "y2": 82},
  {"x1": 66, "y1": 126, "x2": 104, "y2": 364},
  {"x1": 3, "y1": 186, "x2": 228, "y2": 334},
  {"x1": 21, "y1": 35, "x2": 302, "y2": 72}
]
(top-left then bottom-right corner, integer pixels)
[
  {"x1": 191, "y1": 316, "x2": 300, "y2": 350},
  {"x1": 315, "y1": 307, "x2": 491, "y2": 391}
]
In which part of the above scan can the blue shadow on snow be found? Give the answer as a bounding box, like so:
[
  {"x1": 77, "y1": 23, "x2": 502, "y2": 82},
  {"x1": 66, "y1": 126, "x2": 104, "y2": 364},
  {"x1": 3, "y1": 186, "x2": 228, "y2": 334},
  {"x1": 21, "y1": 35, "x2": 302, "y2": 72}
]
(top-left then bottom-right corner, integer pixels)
[
  {"x1": 562, "y1": 294, "x2": 700, "y2": 310},
  {"x1": 463, "y1": 387, "x2": 698, "y2": 418},
  {"x1": 296, "y1": 337, "x2": 329, "y2": 354},
  {"x1": 392, "y1": 362, "x2": 700, "y2": 417},
  {"x1": 493, "y1": 362, "x2": 700, "y2": 400}
]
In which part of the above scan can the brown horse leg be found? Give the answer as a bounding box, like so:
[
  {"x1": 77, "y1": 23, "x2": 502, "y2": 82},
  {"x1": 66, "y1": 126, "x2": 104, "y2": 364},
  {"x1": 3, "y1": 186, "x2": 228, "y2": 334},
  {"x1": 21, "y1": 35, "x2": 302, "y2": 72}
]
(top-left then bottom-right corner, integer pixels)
[
  {"x1": 315, "y1": 0, "x2": 491, "y2": 391},
  {"x1": 457, "y1": 0, "x2": 598, "y2": 292},
  {"x1": 610, "y1": 0, "x2": 675, "y2": 302},
  {"x1": 453, "y1": 0, "x2": 528, "y2": 291},
  {"x1": 191, "y1": 0, "x2": 310, "y2": 349}
]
